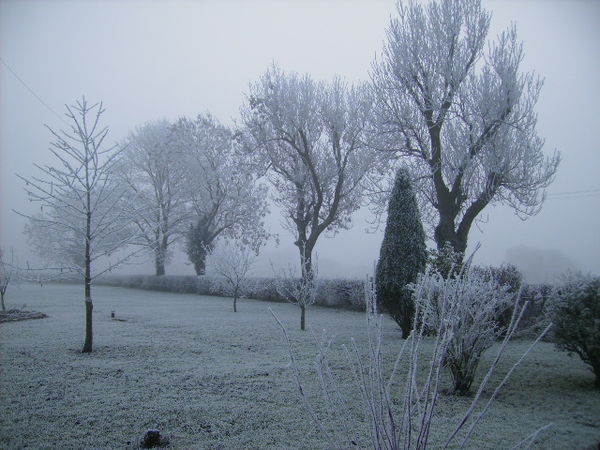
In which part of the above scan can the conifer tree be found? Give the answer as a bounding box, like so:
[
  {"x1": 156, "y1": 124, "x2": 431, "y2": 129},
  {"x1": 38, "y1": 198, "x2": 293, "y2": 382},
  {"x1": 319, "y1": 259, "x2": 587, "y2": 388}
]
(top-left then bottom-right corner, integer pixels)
[{"x1": 376, "y1": 167, "x2": 427, "y2": 338}]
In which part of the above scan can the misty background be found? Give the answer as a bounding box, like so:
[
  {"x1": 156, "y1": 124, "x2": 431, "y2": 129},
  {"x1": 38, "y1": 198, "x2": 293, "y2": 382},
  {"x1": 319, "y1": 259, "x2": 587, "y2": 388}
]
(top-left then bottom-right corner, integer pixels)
[{"x1": 1, "y1": 0, "x2": 599, "y2": 283}]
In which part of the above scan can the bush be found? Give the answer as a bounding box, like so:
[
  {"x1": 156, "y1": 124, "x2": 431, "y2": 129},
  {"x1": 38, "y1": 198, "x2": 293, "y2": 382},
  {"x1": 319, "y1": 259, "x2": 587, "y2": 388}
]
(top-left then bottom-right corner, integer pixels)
[
  {"x1": 548, "y1": 274, "x2": 600, "y2": 387},
  {"x1": 518, "y1": 283, "x2": 552, "y2": 338},
  {"x1": 472, "y1": 264, "x2": 524, "y2": 334},
  {"x1": 428, "y1": 243, "x2": 464, "y2": 279},
  {"x1": 413, "y1": 269, "x2": 515, "y2": 395},
  {"x1": 473, "y1": 263, "x2": 523, "y2": 293},
  {"x1": 271, "y1": 268, "x2": 551, "y2": 448}
]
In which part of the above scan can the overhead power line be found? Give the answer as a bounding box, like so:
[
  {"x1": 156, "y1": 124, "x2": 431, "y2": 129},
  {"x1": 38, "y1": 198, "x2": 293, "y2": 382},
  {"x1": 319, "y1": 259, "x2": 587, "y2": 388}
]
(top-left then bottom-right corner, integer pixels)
[
  {"x1": 0, "y1": 56, "x2": 69, "y2": 126},
  {"x1": 547, "y1": 188, "x2": 600, "y2": 196},
  {"x1": 546, "y1": 188, "x2": 600, "y2": 200}
]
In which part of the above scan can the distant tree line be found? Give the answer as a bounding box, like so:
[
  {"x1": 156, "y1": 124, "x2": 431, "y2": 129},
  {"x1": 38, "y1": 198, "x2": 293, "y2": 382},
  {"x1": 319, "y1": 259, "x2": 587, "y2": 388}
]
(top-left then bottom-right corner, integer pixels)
[{"x1": 13, "y1": 0, "x2": 559, "y2": 351}]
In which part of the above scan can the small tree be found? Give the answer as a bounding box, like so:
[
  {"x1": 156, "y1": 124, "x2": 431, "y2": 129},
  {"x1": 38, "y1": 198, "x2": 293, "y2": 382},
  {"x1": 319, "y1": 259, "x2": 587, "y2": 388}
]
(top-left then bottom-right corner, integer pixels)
[
  {"x1": 273, "y1": 254, "x2": 318, "y2": 331},
  {"x1": 16, "y1": 98, "x2": 139, "y2": 353},
  {"x1": 548, "y1": 274, "x2": 600, "y2": 388},
  {"x1": 207, "y1": 240, "x2": 256, "y2": 313},
  {"x1": 413, "y1": 269, "x2": 515, "y2": 394},
  {"x1": 0, "y1": 249, "x2": 13, "y2": 311},
  {"x1": 376, "y1": 167, "x2": 427, "y2": 338}
]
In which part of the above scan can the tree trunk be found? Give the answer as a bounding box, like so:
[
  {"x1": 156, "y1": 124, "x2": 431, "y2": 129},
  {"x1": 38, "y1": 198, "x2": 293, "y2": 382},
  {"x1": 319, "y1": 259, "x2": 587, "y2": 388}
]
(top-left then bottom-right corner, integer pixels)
[
  {"x1": 1, "y1": 290, "x2": 5, "y2": 311},
  {"x1": 434, "y1": 216, "x2": 468, "y2": 278},
  {"x1": 82, "y1": 198, "x2": 93, "y2": 353},
  {"x1": 194, "y1": 255, "x2": 206, "y2": 276},
  {"x1": 434, "y1": 218, "x2": 467, "y2": 255},
  {"x1": 82, "y1": 297, "x2": 93, "y2": 353},
  {"x1": 298, "y1": 243, "x2": 314, "y2": 281},
  {"x1": 155, "y1": 254, "x2": 165, "y2": 276},
  {"x1": 155, "y1": 236, "x2": 168, "y2": 276},
  {"x1": 82, "y1": 259, "x2": 93, "y2": 353},
  {"x1": 450, "y1": 369, "x2": 474, "y2": 396},
  {"x1": 300, "y1": 304, "x2": 306, "y2": 331},
  {"x1": 233, "y1": 296, "x2": 238, "y2": 313},
  {"x1": 297, "y1": 241, "x2": 314, "y2": 331},
  {"x1": 187, "y1": 218, "x2": 213, "y2": 276}
]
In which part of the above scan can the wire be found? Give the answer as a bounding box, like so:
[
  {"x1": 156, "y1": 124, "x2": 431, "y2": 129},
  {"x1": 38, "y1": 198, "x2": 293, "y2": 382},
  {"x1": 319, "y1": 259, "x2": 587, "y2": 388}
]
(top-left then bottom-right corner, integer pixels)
[
  {"x1": 547, "y1": 188, "x2": 600, "y2": 197},
  {"x1": 0, "y1": 56, "x2": 70, "y2": 126},
  {"x1": 546, "y1": 188, "x2": 600, "y2": 200}
]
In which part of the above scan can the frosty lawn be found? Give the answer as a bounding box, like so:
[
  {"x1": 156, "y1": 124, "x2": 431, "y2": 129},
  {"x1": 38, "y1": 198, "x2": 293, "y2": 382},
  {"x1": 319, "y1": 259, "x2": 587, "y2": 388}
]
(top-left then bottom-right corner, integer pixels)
[{"x1": 0, "y1": 283, "x2": 598, "y2": 449}]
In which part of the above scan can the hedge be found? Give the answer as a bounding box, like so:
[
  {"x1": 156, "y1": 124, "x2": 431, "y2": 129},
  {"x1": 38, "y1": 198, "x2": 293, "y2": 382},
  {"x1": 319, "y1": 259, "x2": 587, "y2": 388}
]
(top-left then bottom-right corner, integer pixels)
[
  {"x1": 97, "y1": 274, "x2": 367, "y2": 311},
  {"x1": 96, "y1": 274, "x2": 550, "y2": 332}
]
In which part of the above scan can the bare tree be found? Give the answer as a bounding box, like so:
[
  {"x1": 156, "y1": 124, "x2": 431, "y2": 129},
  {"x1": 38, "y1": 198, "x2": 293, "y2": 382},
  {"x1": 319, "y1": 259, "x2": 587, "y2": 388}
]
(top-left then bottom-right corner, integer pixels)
[
  {"x1": 118, "y1": 120, "x2": 189, "y2": 276},
  {"x1": 370, "y1": 0, "x2": 560, "y2": 258},
  {"x1": 273, "y1": 253, "x2": 319, "y2": 330},
  {"x1": 173, "y1": 114, "x2": 268, "y2": 275},
  {"x1": 16, "y1": 97, "x2": 139, "y2": 353},
  {"x1": 207, "y1": 240, "x2": 256, "y2": 312},
  {"x1": 241, "y1": 65, "x2": 378, "y2": 300},
  {"x1": 0, "y1": 248, "x2": 13, "y2": 311}
]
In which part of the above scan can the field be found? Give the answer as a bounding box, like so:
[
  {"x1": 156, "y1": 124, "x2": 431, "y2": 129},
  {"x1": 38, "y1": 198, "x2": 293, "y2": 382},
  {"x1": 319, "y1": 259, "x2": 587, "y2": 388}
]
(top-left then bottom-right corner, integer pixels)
[{"x1": 0, "y1": 283, "x2": 598, "y2": 449}]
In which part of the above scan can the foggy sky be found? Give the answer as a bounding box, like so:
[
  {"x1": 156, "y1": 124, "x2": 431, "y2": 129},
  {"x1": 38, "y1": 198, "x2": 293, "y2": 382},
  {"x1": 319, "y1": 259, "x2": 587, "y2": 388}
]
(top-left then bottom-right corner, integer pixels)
[{"x1": 1, "y1": 0, "x2": 599, "y2": 281}]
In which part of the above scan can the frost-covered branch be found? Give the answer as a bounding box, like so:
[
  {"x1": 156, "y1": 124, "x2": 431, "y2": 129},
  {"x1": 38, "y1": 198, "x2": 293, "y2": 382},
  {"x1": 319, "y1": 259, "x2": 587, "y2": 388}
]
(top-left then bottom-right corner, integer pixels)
[{"x1": 370, "y1": 0, "x2": 559, "y2": 256}]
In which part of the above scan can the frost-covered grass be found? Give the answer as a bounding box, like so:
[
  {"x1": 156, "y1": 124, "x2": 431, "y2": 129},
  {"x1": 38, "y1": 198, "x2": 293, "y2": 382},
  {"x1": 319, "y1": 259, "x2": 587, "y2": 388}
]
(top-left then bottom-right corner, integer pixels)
[{"x1": 0, "y1": 283, "x2": 598, "y2": 449}]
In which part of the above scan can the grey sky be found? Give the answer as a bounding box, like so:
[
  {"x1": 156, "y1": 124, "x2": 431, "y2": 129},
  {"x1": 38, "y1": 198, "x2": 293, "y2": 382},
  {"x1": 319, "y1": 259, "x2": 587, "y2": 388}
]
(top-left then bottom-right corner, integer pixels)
[{"x1": 1, "y1": 0, "x2": 599, "y2": 280}]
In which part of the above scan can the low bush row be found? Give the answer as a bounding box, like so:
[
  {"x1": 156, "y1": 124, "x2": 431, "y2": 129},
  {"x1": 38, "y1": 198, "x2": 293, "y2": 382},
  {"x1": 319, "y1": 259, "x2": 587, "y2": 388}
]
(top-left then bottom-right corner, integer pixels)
[
  {"x1": 97, "y1": 274, "x2": 551, "y2": 329},
  {"x1": 97, "y1": 275, "x2": 366, "y2": 311}
]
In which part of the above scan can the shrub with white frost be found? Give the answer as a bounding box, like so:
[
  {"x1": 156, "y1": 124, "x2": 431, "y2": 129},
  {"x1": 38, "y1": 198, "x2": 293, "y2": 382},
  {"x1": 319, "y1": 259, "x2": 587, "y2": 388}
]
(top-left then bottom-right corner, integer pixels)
[
  {"x1": 547, "y1": 274, "x2": 600, "y2": 388},
  {"x1": 271, "y1": 272, "x2": 551, "y2": 449},
  {"x1": 413, "y1": 269, "x2": 516, "y2": 394}
]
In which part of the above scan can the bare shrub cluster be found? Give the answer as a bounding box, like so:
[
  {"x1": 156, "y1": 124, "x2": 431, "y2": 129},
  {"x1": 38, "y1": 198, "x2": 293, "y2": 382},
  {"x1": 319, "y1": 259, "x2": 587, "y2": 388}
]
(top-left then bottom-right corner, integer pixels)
[
  {"x1": 272, "y1": 271, "x2": 551, "y2": 449},
  {"x1": 414, "y1": 269, "x2": 515, "y2": 394}
]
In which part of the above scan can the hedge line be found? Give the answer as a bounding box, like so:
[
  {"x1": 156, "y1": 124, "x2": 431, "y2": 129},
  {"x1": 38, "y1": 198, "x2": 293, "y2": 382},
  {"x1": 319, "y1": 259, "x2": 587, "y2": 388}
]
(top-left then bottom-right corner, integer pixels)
[
  {"x1": 96, "y1": 274, "x2": 550, "y2": 333},
  {"x1": 97, "y1": 274, "x2": 367, "y2": 311}
]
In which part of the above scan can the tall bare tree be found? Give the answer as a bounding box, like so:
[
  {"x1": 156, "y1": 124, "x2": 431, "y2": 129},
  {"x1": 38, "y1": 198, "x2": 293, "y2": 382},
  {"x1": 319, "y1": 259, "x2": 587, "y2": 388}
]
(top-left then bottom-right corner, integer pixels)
[
  {"x1": 118, "y1": 120, "x2": 189, "y2": 275},
  {"x1": 370, "y1": 0, "x2": 560, "y2": 258},
  {"x1": 17, "y1": 97, "x2": 138, "y2": 353},
  {"x1": 173, "y1": 114, "x2": 268, "y2": 275},
  {"x1": 241, "y1": 66, "x2": 378, "y2": 328}
]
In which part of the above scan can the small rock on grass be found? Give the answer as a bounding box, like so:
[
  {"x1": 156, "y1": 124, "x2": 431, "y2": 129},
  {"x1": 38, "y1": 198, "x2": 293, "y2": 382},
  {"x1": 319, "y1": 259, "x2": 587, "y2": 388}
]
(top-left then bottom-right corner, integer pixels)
[{"x1": 140, "y1": 429, "x2": 169, "y2": 448}]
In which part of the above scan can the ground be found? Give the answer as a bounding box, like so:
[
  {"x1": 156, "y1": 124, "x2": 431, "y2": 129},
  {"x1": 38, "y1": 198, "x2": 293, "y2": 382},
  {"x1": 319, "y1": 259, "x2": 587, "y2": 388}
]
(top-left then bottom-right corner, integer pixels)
[{"x1": 0, "y1": 283, "x2": 598, "y2": 449}]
